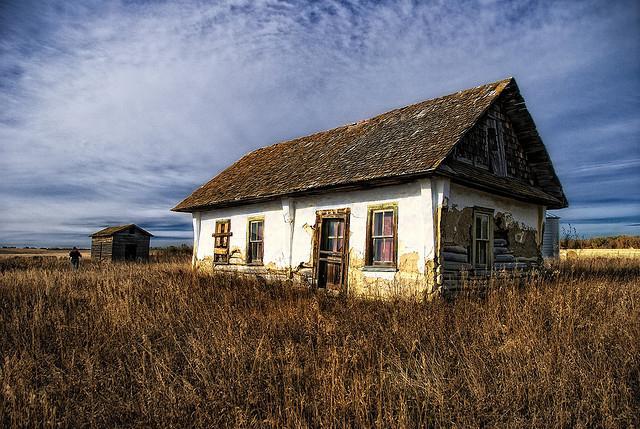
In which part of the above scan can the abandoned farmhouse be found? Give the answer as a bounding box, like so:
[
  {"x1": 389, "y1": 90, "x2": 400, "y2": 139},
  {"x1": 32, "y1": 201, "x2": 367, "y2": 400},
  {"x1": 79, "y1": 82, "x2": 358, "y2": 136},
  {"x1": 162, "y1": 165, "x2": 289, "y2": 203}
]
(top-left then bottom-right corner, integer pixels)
[
  {"x1": 90, "y1": 224, "x2": 153, "y2": 262},
  {"x1": 173, "y1": 77, "x2": 567, "y2": 296}
]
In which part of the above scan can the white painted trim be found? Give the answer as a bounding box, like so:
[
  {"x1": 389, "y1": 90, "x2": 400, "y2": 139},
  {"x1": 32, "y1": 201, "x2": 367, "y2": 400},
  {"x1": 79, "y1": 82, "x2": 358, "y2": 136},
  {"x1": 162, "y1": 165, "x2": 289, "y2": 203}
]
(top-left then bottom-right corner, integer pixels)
[
  {"x1": 419, "y1": 178, "x2": 434, "y2": 262},
  {"x1": 192, "y1": 212, "x2": 201, "y2": 266},
  {"x1": 281, "y1": 198, "x2": 295, "y2": 275}
]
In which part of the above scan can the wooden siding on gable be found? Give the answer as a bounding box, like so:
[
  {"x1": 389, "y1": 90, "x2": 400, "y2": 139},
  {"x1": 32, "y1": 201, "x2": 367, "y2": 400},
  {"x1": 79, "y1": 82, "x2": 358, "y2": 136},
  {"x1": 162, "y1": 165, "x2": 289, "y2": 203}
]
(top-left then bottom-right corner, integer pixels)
[
  {"x1": 175, "y1": 78, "x2": 567, "y2": 212},
  {"x1": 454, "y1": 101, "x2": 535, "y2": 184}
]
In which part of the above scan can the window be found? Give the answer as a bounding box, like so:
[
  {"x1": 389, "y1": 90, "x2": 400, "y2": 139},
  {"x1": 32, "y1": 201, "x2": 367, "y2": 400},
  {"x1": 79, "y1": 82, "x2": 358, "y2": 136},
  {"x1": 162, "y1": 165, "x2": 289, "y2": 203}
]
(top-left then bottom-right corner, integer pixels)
[
  {"x1": 213, "y1": 220, "x2": 231, "y2": 264},
  {"x1": 366, "y1": 205, "x2": 397, "y2": 267},
  {"x1": 473, "y1": 209, "x2": 493, "y2": 269},
  {"x1": 487, "y1": 127, "x2": 497, "y2": 148},
  {"x1": 488, "y1": 125, "x2": 507, "y2": 177},
  {"x1": 474, "y1": 126, "x2": 489, "y2": 167},
  {"x1": 247, "y1": 219, "x2": 264, "y2": 264},
  {"x1": 321, "y1": 219, "x2": 345, "y2": 253}
]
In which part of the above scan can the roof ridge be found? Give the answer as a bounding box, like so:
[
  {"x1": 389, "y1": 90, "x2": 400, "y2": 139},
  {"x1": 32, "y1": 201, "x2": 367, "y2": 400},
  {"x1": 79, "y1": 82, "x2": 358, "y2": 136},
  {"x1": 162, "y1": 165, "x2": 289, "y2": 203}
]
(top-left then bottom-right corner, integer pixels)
[
  {"x1": 258, "y1": 77, "x2": 513, "y2": 153},
  {"x1": 430, "y1": 77, "x2": 514, "y2": 171},
  {"x1": 91, "y1": 224, "x2": 153, "y2": 237},
  {"x1": 173, "y1": 77, "x2": 521, "y2": 212}
]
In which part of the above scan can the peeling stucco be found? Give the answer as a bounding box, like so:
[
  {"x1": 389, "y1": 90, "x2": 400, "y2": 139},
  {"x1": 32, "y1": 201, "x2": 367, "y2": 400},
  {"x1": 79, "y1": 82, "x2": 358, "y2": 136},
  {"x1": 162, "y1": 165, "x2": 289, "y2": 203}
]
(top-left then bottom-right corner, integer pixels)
[
  {"x1": 190, "y1": 179, "x2": 545, "y2": 297},
  {"x1": 399, "y1": 251, "x2": 420, "y2": 273},
  {"x1": 494, "y1": 212, "x2": 538, "y2": 258},
  {"x1": 440, "y1": 205, "x2": 540, "y2": 260},
  {"x1": 438, "y1": 183, "x2": 544, "y2": 284},
  {"x1": 441, "y1": 205, "x2": 473, "y2": 247}
]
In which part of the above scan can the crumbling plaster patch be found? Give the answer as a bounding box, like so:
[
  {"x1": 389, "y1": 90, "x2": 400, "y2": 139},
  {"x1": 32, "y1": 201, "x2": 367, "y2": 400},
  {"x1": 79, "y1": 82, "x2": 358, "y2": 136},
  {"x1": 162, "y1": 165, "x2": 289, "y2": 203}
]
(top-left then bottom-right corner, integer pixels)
[
  {"x1": 441, "y1": 206, "x2": 473, "y2": 247},
  {"x1": 443, "y1": 183, "x2": 543, "y2": 259},
  {"x1": 494, "y1": 212, "x2": 538, "y2": 258}
]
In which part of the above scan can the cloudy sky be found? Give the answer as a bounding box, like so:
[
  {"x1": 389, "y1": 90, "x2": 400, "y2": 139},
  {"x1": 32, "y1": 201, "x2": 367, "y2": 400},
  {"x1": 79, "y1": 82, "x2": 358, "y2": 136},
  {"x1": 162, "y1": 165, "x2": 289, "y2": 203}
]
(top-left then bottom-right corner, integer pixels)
[{"x1": 1, "y1": 0, "x2": 638, "y2": 247}]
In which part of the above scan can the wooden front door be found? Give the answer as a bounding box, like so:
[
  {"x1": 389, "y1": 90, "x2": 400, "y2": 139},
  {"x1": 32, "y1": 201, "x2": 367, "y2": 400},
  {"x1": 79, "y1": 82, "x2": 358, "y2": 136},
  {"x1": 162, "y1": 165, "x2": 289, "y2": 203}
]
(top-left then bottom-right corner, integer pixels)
[{"x1": 314, "y1": 209, "x2": 350, "y2": 293}]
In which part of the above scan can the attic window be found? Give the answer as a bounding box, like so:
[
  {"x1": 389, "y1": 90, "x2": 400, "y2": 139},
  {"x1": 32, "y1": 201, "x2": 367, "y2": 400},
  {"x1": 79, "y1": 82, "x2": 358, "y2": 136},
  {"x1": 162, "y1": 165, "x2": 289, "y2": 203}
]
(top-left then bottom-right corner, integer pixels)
[
  {"x1": 488, "y1": 126, "x2": 507, "y2": 176},
  {"x1": 129, "y1": 226, "x2": 135, "y2": 234},
  {"x1": 474, "y1": 127, "x2": 489, "y2": 167},
  {"x1": 487, "y1": 127, "x2": 496, "y2": 147}
]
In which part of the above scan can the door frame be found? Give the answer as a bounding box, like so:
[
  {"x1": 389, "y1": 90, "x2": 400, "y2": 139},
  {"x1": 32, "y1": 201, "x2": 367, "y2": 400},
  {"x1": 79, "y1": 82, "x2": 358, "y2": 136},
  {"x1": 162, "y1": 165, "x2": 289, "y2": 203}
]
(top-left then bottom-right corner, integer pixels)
[
  {"x1": 312, "y1": 208, "x2": 351, "y2": 294},
  {"x1": 124, "y1": 243, "x2": 137, "y2": 261}
]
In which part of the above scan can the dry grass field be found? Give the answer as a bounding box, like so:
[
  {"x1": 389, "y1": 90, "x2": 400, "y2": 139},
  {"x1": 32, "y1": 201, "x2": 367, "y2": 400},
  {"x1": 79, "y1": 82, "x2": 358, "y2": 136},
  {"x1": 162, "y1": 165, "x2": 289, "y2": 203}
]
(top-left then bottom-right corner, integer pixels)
[
  {"x1": 0, "y1": 246, "x2": 191, "y2": 260},
  {"x1": 1, "y1": 256, "x2": 639, "y2": 428},
  {"x1": 561, "y1": 248, "x2": 640, "y2": 259},
  {"x1": 0, "y1": 248, "x2": 85, "y2": 259}
]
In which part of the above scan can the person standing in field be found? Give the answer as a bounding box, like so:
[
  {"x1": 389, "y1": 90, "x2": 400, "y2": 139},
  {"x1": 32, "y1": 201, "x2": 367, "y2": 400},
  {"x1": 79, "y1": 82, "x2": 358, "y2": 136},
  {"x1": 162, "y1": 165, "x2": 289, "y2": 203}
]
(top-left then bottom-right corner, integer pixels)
[{"x1": 69, "y1": 247, "x2": 82, "y2": 271}]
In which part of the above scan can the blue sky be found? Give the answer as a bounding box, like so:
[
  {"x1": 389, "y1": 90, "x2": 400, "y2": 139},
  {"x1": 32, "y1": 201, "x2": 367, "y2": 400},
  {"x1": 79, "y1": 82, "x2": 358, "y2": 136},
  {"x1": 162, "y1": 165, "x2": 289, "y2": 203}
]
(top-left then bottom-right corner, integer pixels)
[{"x1": 0, "y1": 0, "x2": 638, "y2": 247}]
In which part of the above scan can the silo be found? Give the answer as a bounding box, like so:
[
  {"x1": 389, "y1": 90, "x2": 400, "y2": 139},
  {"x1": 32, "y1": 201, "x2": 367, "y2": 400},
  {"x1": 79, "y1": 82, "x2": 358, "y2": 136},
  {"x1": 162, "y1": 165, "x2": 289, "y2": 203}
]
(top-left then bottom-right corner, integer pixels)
[{"x1": 542, "y1": 215, "x2": 560, "y2": 259}]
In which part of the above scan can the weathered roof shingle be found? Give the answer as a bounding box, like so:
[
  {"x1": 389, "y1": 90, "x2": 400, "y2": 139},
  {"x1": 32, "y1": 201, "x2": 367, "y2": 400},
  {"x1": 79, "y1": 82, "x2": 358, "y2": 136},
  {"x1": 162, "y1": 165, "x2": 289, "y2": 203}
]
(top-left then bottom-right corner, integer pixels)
[
  {"x1": 90, "y1": 224, "x2": 153, "y2": 237},
  {"x1": 174, "y1": 78, "x2": 566, "y2": 211}
]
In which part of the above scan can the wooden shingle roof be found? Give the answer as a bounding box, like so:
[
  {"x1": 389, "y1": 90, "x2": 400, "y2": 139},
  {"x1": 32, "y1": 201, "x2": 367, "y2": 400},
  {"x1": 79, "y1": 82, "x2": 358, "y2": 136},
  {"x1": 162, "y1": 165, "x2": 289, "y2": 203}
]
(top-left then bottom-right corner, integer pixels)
[
  {"x1": 90, "y1": 224, "x2": 153, "y2": 237},
  {"x1": 174, "y1": 77, "x2": 566, "y2": 212}
]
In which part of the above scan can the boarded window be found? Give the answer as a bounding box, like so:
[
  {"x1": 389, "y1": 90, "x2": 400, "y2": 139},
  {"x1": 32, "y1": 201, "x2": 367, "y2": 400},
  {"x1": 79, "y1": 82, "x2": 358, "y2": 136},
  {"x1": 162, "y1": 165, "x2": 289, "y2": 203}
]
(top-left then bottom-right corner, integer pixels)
[
  {"x1": 247, "y1": 219, "x2": 264, "y2": 264},
  {"x1": 473, "y1": 210, "x2": 493, "y2": 269},
  {"x1": 454, "y1": 103, "x2": 533, "y2": 180},
  {"x1": 488, "y1": 124, "x2": 507, "y2": 177},
  {"x1": 366, "y1": 206, "x2": 397, "y2": 267},
  {"x1": 213, "y1": 220, "x2": 231, "y2": 264},
  {"x1": 475, "y1": 125, "x2": 489, "y2": 167}
]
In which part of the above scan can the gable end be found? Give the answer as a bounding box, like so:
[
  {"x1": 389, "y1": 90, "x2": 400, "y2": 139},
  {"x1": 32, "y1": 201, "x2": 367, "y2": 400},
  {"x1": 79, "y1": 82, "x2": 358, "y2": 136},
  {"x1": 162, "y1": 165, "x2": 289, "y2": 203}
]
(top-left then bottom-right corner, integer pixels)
[{"x1": 441, "y1": 79, "x2": 567, "y2": 209}]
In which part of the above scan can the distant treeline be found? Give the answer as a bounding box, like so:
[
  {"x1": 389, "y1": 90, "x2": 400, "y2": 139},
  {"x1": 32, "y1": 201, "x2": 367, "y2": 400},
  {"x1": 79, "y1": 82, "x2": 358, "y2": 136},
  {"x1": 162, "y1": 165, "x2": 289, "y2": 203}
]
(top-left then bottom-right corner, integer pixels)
[
  {"x1": 151, "y1": 244, "x2": 193, "y2": 262},
  {"x1": 562, "y1": 235, "x2": 640, "y2": 250}
]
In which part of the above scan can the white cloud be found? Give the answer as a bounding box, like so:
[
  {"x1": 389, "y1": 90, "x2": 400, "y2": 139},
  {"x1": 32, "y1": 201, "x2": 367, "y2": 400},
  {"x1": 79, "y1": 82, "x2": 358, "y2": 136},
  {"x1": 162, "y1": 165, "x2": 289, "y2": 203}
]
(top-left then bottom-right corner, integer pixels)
[{"x1": 0, "y1": 0, "x2": 638, "y2": 246}]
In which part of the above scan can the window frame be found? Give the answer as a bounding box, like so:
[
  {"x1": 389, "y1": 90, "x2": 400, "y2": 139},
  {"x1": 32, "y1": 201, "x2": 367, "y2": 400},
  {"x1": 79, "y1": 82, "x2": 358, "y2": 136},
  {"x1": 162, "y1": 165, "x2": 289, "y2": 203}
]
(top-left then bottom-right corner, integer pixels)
[
  {"x1": 246, "y1": 216, "x2": 264, "y2": 265},
  {"x1": 364, "y1": 203, "x2": 398, "y2": 269},
  {"x1": 473, "y1": 125, "x2": 491, "y2": 169},
  {"x1": 212, "y1": 219, "x2": 232, "y2": 265},
  {"x1": 472, "y1": 207, "x2": 494, "y2": 270}
]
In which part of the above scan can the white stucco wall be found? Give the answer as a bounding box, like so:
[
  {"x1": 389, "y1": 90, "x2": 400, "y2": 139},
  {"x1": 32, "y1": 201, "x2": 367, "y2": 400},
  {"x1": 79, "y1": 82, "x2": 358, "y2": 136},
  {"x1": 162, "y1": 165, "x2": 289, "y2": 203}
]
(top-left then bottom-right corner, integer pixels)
[
  {"x1": 447, "y1": 182, "x2": 543, "y2": 230},
  {"x1": 192, "y1": 179, "x2": 438, "y2": 295},
  {"x1": 290, "y1": 180, "x2": 433, "y2": 274},
  {"x1": 189, "y1": 177, "x2": 545, "y2": 296},
  {"x1": 195, "y1": 199, "x2": 287, "y2": 266}
]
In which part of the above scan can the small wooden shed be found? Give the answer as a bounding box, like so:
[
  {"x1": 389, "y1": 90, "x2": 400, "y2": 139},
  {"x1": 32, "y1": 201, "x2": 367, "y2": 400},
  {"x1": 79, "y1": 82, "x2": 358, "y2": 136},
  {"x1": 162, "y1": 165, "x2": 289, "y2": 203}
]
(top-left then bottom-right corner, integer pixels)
[{"x1": 90, "y1": 224, "x2": 153, "y2": 262}]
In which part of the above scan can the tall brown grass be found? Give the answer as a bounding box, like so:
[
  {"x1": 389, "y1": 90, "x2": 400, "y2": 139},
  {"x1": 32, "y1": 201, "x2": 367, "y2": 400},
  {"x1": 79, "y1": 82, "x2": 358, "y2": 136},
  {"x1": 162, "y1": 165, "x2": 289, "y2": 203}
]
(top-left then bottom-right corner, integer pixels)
[{"x1": 1, "y1": 257, "x2": 638, "y2": 428}]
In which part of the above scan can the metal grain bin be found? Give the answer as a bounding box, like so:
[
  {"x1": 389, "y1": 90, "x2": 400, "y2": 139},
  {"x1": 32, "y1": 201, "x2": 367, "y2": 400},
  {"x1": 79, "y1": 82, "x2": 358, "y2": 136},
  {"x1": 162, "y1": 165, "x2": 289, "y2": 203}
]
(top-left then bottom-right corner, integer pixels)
[{"x1": 542, "y1": 215, "x2": 560, "y2": 259}]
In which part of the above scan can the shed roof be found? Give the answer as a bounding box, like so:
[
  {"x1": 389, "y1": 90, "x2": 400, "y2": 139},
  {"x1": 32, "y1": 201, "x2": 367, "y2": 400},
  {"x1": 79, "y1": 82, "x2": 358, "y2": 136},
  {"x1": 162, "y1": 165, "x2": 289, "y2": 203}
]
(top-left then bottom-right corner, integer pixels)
[
  {"x1": 174, "y1": 77, "x2": 566, "y2": 211},
  {"x1": 90, "y1": 224, "x2": 153, "y2": 237}
]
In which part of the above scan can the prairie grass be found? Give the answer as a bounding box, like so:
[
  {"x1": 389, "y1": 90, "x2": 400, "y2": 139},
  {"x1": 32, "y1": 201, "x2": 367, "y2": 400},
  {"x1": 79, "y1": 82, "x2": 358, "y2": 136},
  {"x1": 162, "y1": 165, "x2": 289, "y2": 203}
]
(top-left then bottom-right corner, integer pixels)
[{"x1": 1, "y1": 257, "x2": 638, "y2": 428}]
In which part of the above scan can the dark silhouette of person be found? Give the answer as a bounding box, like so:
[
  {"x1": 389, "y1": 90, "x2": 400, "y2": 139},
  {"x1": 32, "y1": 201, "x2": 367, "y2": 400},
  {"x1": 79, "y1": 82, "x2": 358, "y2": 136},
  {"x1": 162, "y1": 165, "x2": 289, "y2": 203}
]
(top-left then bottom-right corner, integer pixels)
[{"x1": 69, "y1": 247, "x2": 82, "y2": 271}]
